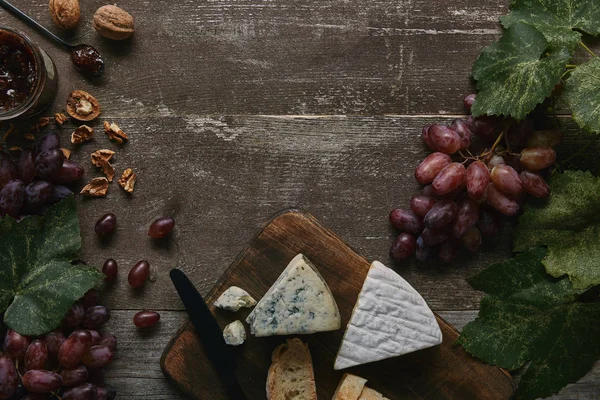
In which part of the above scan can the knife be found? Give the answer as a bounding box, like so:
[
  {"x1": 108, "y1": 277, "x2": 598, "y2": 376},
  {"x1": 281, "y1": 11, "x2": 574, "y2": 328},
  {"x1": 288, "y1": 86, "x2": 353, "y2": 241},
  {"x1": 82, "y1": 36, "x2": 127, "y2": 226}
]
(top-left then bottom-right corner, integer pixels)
[{"x1": 170, "y1": 269, "x2": 247, "y2": 400}]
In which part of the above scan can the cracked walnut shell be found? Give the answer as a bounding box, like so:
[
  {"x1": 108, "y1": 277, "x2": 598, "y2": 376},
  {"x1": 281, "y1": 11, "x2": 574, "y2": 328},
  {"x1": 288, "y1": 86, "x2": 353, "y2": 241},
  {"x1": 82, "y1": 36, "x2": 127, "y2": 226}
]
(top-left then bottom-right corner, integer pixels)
[
  {"x1": 91, "y1": 149, "x2": 116, "y2": 182},
  {"x1": 67, "y1": 90, "x2": 101, "y2": 121},
  {"x1": 71, "y1": 125, "x2": 94, "y2": 144},
  {"x1": 103, "y1": 122, "x2": 129, "y2": 144},
  {"x1": 118, "y1": 168, "x2": 136, "y2": 193},
  {"x1": 81, "y1": 177, "x2": 109, "y2": 197}
]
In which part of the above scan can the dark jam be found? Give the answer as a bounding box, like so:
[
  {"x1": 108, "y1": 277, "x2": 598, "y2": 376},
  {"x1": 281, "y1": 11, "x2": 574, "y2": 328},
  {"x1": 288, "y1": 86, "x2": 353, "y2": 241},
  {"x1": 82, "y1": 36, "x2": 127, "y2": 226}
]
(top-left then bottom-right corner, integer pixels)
[
  {"x1": 0, "y1": 32, "x2": 36, "y2": 112},
  {"x1": 71, "y1": 45, "x2": 104, "y2": 76}
]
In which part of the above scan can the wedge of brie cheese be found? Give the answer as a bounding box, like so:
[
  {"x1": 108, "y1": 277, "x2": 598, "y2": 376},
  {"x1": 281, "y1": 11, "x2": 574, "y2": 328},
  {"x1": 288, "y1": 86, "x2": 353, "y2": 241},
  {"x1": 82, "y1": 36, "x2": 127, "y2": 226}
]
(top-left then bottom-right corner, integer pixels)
[
  {"x1": 246, "y1": 253, "x2": 341, "y2": 337},
  {"x1": 334, "y1": 261, "x2": 442, "y2": 370},
  {"x1": 214, "y1": 286, "x2": 257, "y2": 312},
  {"x1": 223, "y1": 320, "x2": 246, "y2": 346}
]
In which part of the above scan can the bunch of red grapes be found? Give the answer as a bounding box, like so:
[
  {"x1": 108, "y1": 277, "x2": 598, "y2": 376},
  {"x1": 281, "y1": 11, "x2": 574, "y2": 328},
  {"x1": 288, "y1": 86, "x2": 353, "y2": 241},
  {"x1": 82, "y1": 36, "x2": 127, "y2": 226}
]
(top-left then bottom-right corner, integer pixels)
[
  {"x1": 0, "y1": 290, "x2": 117, "y2": 400},
  {"x1": 389, "y1": 94, "x2": 561, "y2": 263},
  {"x1": 0, "y1": 132, "x2": 84, "y2": 219}
]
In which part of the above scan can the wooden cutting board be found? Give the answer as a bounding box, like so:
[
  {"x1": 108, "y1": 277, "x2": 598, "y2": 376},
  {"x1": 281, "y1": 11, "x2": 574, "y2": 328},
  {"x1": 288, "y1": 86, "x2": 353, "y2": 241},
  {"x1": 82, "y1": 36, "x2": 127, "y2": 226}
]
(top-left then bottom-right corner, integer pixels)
[{"x1": 160, "y1": 210, "x2": 515, "y2": 400}]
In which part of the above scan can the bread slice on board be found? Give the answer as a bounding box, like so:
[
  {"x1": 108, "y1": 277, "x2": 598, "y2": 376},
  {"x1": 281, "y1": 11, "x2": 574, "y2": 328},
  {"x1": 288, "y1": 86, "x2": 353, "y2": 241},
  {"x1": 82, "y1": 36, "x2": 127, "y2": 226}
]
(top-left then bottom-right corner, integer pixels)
[
  {"x1": 332, "y1": 373, "x2": 368, "y2": 400},
  {"x1": 266, "y1": 338, "x2": 317, "y2": 400},
  {"x1": 358, "y1": 387, "x2": 383, "y2": 400}
]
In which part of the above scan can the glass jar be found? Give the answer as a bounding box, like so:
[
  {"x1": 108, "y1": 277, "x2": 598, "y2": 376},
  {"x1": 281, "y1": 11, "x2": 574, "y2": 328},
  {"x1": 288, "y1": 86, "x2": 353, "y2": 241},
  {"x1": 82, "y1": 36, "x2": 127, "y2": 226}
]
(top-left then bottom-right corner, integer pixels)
[{"x1": 0, "y1": 27, "x2": 58, "y2": 121}]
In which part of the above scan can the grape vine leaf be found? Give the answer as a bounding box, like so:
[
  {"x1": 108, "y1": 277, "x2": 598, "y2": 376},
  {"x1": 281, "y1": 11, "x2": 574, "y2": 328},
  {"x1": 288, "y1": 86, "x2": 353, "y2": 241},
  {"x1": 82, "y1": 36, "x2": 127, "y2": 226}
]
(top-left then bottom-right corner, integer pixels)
[
  {"x1": 471, "y1": 22, "x2": 571, "y2": 120},
  {"x1": 514, "y1": 170, "x2": 600, "y2": 289},
  {"x1": 564, "y1": 57, "x2": 600, "y2": 134},
  {"x1": 0, "y1": 197, "x2": 103, "y2": 336},
  {"x1": 458, "y1": 248, "x2": 600, "y2": 400},
  {"x1": 500, "y1": 0, "x2": 600, "y2": 52}
]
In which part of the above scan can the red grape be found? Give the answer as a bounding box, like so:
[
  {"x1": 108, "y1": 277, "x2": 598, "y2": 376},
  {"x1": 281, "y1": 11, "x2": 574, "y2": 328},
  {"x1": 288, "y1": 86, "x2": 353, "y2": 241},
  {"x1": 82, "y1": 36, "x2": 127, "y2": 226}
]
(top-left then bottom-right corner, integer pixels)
[
  {"x1": 36, "y1": 132, "x2": 60, "y2": 153},
  {"x1": 520, "y1": 170, "x2": 550, "y2": 199},
  {"x1": 432, "y1": 162, "x2": 466, "y2": 196},
  {"x1": 99, "y1": 333, "x2": 117, "y2": 351},
  {"x1": 466, "y1": 161, "x2": 490, "y2": 202},
  {"x1": 415, "y1": 152, "x2": 452, "y2": 185},
  {"x1": 422, "y1": 227, "x2": 450, "y2": 246},
  {"x1": 128, "y1": 260, "x2": 151, "y2": 288},
  {"x1": 462, "y1": 227, "x2": 483, "y2": 252},
  {"x1": 415, "y1": 236, "x2": 435, "y2": 262},
  {"x1": 428, "y1": 125, "x2": 461, "y2": 154},
  {"x1": 410, "y1": 195, "x2": 436, "y2": 217},
  {"x1": 0, "y1": 154, "x2": 17, "y2": 190},
  {"x1": 24, "y1": 181, "x2": 54, "y2": 211},
  {"x1": 24, "y1": 340, "x2": 48, "y2": 371},
  {"x1": 83, "y1": 306, "x2": 111, "y2": 330},
  {"x1": 148, "y1": 217, "x2": 175, "y2": 239},
  {"x1": 452, "y1": 198, "x2": 479, "y2": 238},
  {"x1": 133, "y1": 311, "x2": 161, "y2": 329},
  {"x1": 51, "y1": 160, "x2": 84, "y2": 184},
  {"x1": 467, "y1": 115, "x2": 497, "y2": 141},
  {"x1": 63, "y1": 383, "x2": 97, "y2": 400},
  {"x1": 97, "y1": 385, "x2": 117, "y2": 400},
  {"x1": 527, "y1": 130, "x2": 563, "y2": 148},
  {"x1": 450, "y1": 118, "x2": 472, "y2": 149},
  {"x1": 102, "y1": 259, "x2": 118, "y2": 282},
  {"x1": 4, "y1": 330, "x2": 30, "y2": 358},
  {"x1": 64, "y1": 303, "x2": 85, "y2": 327},
  {"x1": 422, "y1": 125, "x2": 434, "y2": 149},
  {"x1": 58, "y1": 330, "x2": 92, "y2": 369},
  {"x1": 82, "y1": 345, "x2": 113, "y2": 368},
  {"x1": 18, "y1": 149, "x2": 35, "y2": 185},
  {"x1": 0, "y1": 356, "x2": 18, "y2": 399},
  {"x1": 389, "y1": 208, "x2": 424, "y2": 234},
  {"x1": 477, "y1": 207, "x2": 500, "y2": 237},
  {"x1": 35, "y1": 149, "x2": 64, "y2": 179},
  {"x1": 424, "y1": 199, "x2": 457, "y2": 229},
  {"x1": 439, "y1": 239, "x2": 461, "y2": 262},
  {"x1": 485, "y1": 183, "x2": 520, "y2": 216},
  {"x1": 22, "y1": 370, "x2": 62, "y2": 393},
  {"x1": 60, "y1": 365, "x2": 89, "y2": 387},
  {"x1": 506, "y1": 119, "x2": 534, "y2": 150},
  {"x1": 88, "y1": 330, "x2": 101, "y2": 346},
  {"x1": 0, "y1": 180, "x2": 25, "y2": 218},
  {"x1": 421, "y1": 184, "x2": 435, "y2": 197},
  {"x1": 487, "y1": 155, "x2": 505, "y2": 169},
  {"x1": 81, "y1": 289, "x2": 99, "y2": 309},
  {"x1": 94, "y1": 213, "x2": 117, "y2": 238},
  {"x1": 44, "y1": 331, "x2": 65, "y2": 355},
  {"x1": 463, "y1": 94, "x2": 476, "y2": 111},
  {"x1": 520, "y1": 147, "x2": 556, "y2": 171},
  {"x1": 390, "y1": 233, "x2": 416, "y2": 261},
  {"x1": 490, "y1": 165, "x2": 523, "y2": 197}
]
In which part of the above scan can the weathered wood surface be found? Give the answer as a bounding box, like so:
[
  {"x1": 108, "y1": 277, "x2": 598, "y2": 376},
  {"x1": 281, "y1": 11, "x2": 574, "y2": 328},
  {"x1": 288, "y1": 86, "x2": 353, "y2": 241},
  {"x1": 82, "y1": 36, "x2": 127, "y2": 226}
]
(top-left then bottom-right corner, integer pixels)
[{"x1": 0, "y1": 0, "x2": 598, "y2": 398}]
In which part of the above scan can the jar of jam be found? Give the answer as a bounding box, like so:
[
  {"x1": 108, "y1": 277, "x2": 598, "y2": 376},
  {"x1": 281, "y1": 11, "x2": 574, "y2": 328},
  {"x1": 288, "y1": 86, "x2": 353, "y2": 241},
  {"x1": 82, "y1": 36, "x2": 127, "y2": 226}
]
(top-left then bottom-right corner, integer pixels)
[{"x1": 0, "y1": 27, "x2": 57, "y2": 121}]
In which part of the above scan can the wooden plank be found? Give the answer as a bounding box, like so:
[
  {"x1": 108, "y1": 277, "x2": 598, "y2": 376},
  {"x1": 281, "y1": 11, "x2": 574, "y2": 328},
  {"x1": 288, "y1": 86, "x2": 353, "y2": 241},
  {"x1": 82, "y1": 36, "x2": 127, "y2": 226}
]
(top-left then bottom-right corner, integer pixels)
[{"x1": 160, "y1": 210, "x2": 515, "y2": 399}]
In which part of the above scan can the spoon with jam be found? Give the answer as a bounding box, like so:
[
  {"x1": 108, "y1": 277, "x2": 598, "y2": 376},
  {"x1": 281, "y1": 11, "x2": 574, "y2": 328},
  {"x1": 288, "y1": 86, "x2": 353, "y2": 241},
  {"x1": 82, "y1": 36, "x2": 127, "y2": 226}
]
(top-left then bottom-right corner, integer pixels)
[{"x1": 0, "y1": 0, "x2": 104, "y2": 76}]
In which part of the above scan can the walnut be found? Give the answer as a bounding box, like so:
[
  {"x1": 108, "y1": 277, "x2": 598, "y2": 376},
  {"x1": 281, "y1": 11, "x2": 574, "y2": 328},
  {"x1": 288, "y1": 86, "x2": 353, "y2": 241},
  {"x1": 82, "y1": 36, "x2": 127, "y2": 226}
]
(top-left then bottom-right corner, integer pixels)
[
  {"x1": 80, "y1": 177, "x2": 109, "y2": 197},
  {"x1": 55, "y1": 113, "x2": 68, "y2": 125},
  {"x1": 66, "y1": 90, "x2": 101, "y2": 121},
  {"x1": 60, "y1": 148, "x2": 71, "y2": 159},
  {"x1": 93, "y1": 5, "x2": 134, "y2": 40},
  {"x1": 49, "y1": 0, "x2": 80, "y2": 30},
  {"x1": 71, "y1": 125, "x2": 94, "y2": 144},
  {"x1": 24, "y1": 133, "x2": 35, "y2": 141},
  {"x1": 103, "y1": 122, "x2": 129, "y2": 144},
  {"x1": 118, "y1": 168, "x2": 136, "y2": 193},
  {"x1": 91, "y1": 149, "x2": 116, "y2": 182}
]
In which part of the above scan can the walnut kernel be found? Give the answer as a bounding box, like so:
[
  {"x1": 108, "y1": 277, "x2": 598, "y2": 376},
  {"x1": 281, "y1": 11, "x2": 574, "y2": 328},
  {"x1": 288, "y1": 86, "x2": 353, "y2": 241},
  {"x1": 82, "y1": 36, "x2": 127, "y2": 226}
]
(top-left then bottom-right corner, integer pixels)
[
  {"x1": 55, "y1": 113, "x2": 68, "y2": 125},
  {"x1": 71, "y1": 125, "x2": 94, "y2": 144},
  {"x1": 60, "y1": 148, "x2": 71, "y2": 159},
  {"x1": 118, "y1": 168, "x2": 136, "y2": 193},
  {"x1": 103, "y1": 122, "x2": 129, "y2": 144},
  {"x1": 91, "y1": 149, "x2": 116, "y2": 182},
  {"x1": 66, "y1": 90, "x2": 101, "y2": 121},
  {"x1": 80, "y1": 177, "x2": 109, "y2": 197}
]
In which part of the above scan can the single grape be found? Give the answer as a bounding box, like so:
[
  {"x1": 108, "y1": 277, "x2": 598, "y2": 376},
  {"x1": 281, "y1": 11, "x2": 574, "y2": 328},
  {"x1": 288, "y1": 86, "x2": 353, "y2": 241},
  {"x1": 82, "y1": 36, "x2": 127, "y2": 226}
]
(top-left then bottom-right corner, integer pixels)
[
  {"x1": 467, "y1": 115, "x2": 498, "y2": 141},
  {"x1": 0, "y1": 180, "x2": 25, "y2": 218},
  {"x1": 133, "y1": 310, "x2": 161, "y2": 329},
  {"x1": 34, "y1": 149, "x2": 64, "y2": 179},
  {"x1": 0, "y1": 356, "x2": 18, "y2": 399},
  {"x1": 62, "y1": 383, "x2": 97, "y2": 400},
  {"x1": 24, "y1": 181, "x2": 54, "y2": 211},
  {"x1": 490, "y1": 165, "x2": 523, "y2": 197},
  {"x1": 99, "y1": 333, "x2": 117, "y2": 351},
  {"x1": 450, "y1": 118, "x2": 472, "y2": 149},
  {"x1": 415, "y1": 236, "x2": 435, "y2": 263},
  {"x1": 432, "y1": 162, "x2": 466, "y2": 196},
  {"x1": 421, "y1": 124, "x2": 434, "y2": 149},
  {"x1": 64, "y1": 302, "x2": 85, "y2": 327},
  {"x1": 439, "y1": 238, "x2": 461, "y2": 262},
  {"x1": 506, "y1": 119, "x2": 534, "y2": 150},
  {"x1": 389, "y1": 208, "x2": 424, "y2": 234},
  {"x1": 88, "y1": 330, "x2": 101, "y2": 346},
  {"x1": 17, "y1": 149, "x2": 35, "y2": 185},
  {"x1": 82, "y1": 345, "x2": 113, "y2": 368},
  {"x1": 520, "y1": 147, "x2": 556, "y2": 171},
  {"x1": 94, "y1": 213, "x2": 117, "y2": 237},
  {"x1": 422, "y1": 227, "x2": 450, "y2": 246},
  {"x1": 466, "y1": 161, "x2": 490, "y2": 202},
  {"x1": 0, "y1": 153, "x2": 17, "y2": 190},
  {"x1": 51, "y1": 160, "x2": 84, "y2": 184},
  {"x1": 421, "y1": 184, "x2": 435, "y2": 197},
  {"x1": 462, "y1": 227, "x2": 483, "y2": 252},
  {"x1": 424, "y1": 199, "x2": 458, "y2": 229},
  {"x1": 415, "y1": 152, "x2": 452, "y2": 185},
  {"x1": 128, "y1": 260, "x2": 151, "y2": 288},
  {"x1": 96, "y1": 385, "x2": 117, "y2": 400},
  {"x1": 24, "y1": 340, "x2": 48, "y2": 371},
  {"x1": 102, "y1": 259, "x2": 118, "y2": 282},
  {"x1": 80, "y1": 289, "x2": 99, "y2": 309},
  {"x1": 83, "y1": 306, "x2": 111, "y2": 330},
  {"x1": 58, "y1": 330, "x2": 92, "y2": 369},
  {"x1": 463, "y1": 93, "x2": 476, "y2": 111},
  {"x1": 4, "y1": 330, "x2": 30, "y2": 358},
  {"x1": 527, "y1": 130, "x2": 563, "y2": 148},
  {"x1": 478, "y1": 207, "x2": 500, "y2": 237},
  {"x1": 410, "y1": 195, "x2": 436, "y2": 217},
  {"x1": 22, "y1": 370, "x2": 62, "y2": 393},
  {"x1": 452, "y1": 198, "x2": 479, "y2": 238},
  {"x1": 487, "y1": 155, "x2": 505, "y2": 169},
  {"x1": 428, "y1": 124, "x2": 461, "y2": 154},
  {"x1": 44, "y1": 331, "x2": 65, "y2": 355},
  {"x1": 520, "y1": 170, "x2": 550, "y2": 199},
  {"x1": 60, "y1": 365, "x2": 89, "y2": 387},
  {"x1": 390, "y1": 233, "x2": 416, "y2": 261},
  {"x1": 148, "y1": 217, "x2": 175, "y2": 239},
  {"x1": 485, "y1": 183, "x2": 520, "y2": 216},
  {"x1": 36, "y1": 132, "x2": 60, "y2": 153},
  {"x1": 51, "y1": 185, "x2": 73, "y2": 203}
]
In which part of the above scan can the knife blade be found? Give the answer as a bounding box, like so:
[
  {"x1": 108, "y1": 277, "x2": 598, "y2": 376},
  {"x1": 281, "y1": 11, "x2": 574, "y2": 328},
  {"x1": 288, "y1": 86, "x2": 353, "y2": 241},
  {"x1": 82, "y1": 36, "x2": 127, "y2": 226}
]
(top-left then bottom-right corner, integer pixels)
[{"x1": 170, "y1": 269, "x2": 247, "y2": 400}]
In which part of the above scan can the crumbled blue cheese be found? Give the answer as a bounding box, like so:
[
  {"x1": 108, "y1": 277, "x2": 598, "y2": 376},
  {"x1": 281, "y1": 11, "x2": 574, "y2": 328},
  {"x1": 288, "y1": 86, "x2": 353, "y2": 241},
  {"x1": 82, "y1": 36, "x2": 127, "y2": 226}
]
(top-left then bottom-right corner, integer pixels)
[
  {"x1": 246, "y1": 253, "x2": 341, "y2": 337},
  {"x1": 223, "y1": 320, "x2": 246, "y2": 346},
  {"x1": 214, "y1": 286, "x2": 257, "y2": 312},
  {"x1": 334, "y1": 261, "x2": 443, "y2": 370}
]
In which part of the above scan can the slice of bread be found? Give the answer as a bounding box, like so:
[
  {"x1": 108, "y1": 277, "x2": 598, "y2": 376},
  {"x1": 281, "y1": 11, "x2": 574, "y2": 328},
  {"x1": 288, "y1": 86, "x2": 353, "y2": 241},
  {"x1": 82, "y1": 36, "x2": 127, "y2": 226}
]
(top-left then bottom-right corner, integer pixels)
[
  {"x1": 332, "y1": 373, "x2": 368, "y2": 400},
  {"x1": 358, "y1": 387, "x2": 383, "y2": 400},
  {"x1": 266, "y1": 338, "x2": 317, "y2": 400}
]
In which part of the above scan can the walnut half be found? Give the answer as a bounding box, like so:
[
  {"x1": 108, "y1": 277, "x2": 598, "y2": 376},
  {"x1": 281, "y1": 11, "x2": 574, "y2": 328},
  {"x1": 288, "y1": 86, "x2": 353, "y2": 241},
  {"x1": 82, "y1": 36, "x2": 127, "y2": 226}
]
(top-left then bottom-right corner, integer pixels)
[
  {"x1": 118, "y1": 168, "x2": 136, "y2": 193},
  {"x1": 80, "y1": 177, "x2": 109, "y2": 197},
  {"x1": 71, "y1": 125, "x2": 94, "y2": 144},
  {"x1": 103, "y1": 122, "x2": 129, "y2": 144},
  {"x1": 91, "y1": 149, "x2": 116, "y2": 182},
  {"x1": 67, "y1": 90, "x2": 101, "y2": 121}
]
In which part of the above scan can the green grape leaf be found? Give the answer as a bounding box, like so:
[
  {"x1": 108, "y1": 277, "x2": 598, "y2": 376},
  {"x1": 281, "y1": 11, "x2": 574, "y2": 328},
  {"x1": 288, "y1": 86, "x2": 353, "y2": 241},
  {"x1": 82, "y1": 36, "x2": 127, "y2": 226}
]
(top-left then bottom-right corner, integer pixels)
[
  {"x1": 564, "y1": 57, "x2": 600, "y2": 134},
  {"x1": 500, "y1": 0, "x2": 600, "y2": 52},
  {"x1": 0, "y1": 197, "x2": 103, "y2": 335},
  {"x1": 471, "y1": 22, "x2": 571, "y2": 120},
  {"x1": 458, "y1": 248, "x2": 600, "y2": 400},
  {"x1": 514, "y1": 170, "x2": 600, "y2": 289}
]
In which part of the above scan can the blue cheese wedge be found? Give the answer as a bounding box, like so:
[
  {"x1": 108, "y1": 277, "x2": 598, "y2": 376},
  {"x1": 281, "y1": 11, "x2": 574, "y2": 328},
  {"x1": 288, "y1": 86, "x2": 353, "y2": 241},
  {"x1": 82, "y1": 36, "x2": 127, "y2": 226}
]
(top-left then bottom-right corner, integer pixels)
[
  {"x1": 214, "y1": 286, "x2": 257, "y2": 312},
  {"x1": 334, "y1": 261, "x2": 442, "y2": 370},
  {"x1": 223, "y1": 320, "x2": 246, "y2": 346},
  {"x1": 246, "y1": 253, "x2": 341, "y2": 337}
]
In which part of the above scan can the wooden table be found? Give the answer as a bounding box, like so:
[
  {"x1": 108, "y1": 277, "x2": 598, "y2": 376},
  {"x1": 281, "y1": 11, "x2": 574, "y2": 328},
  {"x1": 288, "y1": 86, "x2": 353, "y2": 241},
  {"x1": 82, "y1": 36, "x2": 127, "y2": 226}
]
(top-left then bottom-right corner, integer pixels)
[{"x1": 1, "y1": 1, "x2": 598, "y2": 398}]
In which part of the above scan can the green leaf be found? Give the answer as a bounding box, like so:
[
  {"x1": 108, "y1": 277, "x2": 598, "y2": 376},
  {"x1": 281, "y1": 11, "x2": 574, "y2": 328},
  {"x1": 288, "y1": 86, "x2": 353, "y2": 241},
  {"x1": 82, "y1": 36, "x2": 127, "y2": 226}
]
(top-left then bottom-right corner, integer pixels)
[
  {"x1": 0, "y1": 197, "x2": 103, "y2": 335},
  {"x1": 514, "y1": 170, "x2": 600, "y2": 289},
  {"x1": 564, "y1": 57, "x2": 600, "y2": 134},
  {"x1": 471, "y1": 22, "x2": 571, "y2": 120},
  {"x1": 500, "y1": 0, "x2": 600, "y2": 52},
  {"x1": 459, "y1": 248, "x2": 600, "y2": 400}
]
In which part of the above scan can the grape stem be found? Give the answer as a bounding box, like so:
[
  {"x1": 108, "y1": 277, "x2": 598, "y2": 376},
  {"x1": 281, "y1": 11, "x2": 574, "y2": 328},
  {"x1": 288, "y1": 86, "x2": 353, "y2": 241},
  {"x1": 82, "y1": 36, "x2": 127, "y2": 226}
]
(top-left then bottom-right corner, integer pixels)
[
  {"x1": 485, "y1": 130, "x2": 506, "y2": 163},
  {"x1": 580, "y1": 41, "x2": 597, "y2": 58}
]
